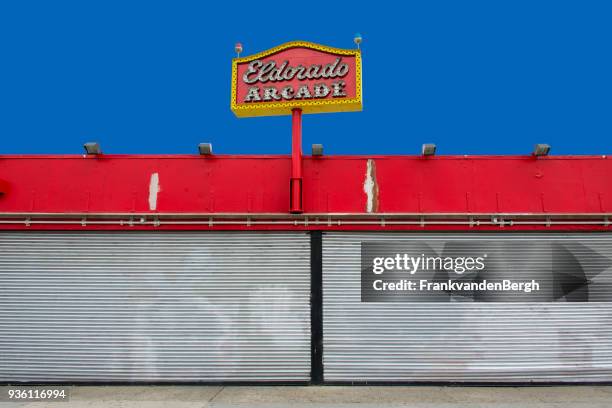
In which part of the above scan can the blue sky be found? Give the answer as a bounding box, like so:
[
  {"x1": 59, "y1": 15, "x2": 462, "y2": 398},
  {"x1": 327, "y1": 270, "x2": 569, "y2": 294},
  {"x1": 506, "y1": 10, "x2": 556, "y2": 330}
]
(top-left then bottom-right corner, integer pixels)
[{"x1": 0, "y1": 1, "x2": 610, "y2": 155}]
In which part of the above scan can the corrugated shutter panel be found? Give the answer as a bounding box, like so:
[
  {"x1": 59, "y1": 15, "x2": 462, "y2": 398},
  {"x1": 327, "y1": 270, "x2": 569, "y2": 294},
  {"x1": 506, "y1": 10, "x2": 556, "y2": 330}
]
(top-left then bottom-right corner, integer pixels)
[
  {"x1": 323, "y1": 232, "x2": 612, "y2": 382},
  {"x1": 0, "y1": 232, "x2": 310, "y2": 382}
]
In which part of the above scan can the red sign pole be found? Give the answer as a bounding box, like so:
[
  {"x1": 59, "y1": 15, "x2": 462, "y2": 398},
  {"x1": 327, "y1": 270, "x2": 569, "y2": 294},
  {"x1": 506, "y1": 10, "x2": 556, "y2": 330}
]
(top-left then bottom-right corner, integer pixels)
[{"x1": 290, "y1": 108, "x2": 303, "y2": 213}]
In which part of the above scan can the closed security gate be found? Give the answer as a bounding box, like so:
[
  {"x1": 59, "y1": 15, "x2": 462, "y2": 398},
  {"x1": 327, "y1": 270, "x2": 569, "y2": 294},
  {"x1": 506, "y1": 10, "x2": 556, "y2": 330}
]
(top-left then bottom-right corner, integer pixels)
[
  {"x1": 0, "y1": 232, "x2": 310, "y2": 382},
  {"x1": 323, "y1": 233, "x2": 612, "y2": 382}
]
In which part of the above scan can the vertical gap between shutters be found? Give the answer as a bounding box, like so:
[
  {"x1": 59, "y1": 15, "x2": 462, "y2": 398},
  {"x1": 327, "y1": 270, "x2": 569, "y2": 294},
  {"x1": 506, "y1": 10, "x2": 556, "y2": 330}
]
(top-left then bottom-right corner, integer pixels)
[{"x1": 310, "y1": 231, "x2": 324, "y2": 384}]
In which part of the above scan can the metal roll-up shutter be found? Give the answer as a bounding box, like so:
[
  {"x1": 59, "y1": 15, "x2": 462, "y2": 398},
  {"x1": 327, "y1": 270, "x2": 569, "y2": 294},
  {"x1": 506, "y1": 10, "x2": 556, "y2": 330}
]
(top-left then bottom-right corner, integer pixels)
[
  {"x1": 323, "y1": 232, "x2": 612, "y2": 382},
  {"x1": 0, "y1": 232, "x2": 310, "y2": 382}
]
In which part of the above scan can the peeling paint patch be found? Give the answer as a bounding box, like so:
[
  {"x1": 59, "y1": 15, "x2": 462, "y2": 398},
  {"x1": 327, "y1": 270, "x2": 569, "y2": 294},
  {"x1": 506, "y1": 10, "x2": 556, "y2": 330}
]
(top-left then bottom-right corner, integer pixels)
[
  {"x1": 363, "y1": 159, "x2": 379, "y2": 213},
  {"x1": 148, "y1": 173, "x2": 160, "y2": 211}
]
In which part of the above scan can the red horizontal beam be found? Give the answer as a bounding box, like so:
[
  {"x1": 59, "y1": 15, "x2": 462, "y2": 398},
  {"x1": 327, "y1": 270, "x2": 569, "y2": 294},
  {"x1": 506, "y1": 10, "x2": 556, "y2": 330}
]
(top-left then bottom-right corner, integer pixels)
[
  {"x1": 0, "y1": 224, "x2": 609, "y2": 232},
  {"x1": 0, "y1": 155, "x2": 610, "y2": 231}
]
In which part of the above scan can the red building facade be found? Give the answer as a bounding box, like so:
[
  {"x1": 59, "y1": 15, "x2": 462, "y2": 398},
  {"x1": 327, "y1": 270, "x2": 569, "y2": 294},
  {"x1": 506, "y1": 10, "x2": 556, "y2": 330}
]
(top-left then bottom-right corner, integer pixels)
[{"x1": 0, "y1": 153, "x2": 610, "y2": 231}]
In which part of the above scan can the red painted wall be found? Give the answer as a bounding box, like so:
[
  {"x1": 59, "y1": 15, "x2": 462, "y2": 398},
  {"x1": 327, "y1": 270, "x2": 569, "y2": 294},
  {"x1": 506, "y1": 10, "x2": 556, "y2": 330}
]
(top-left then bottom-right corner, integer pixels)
[{"x1": 0, "y1": 154, "x2": 610, "y2": 215}]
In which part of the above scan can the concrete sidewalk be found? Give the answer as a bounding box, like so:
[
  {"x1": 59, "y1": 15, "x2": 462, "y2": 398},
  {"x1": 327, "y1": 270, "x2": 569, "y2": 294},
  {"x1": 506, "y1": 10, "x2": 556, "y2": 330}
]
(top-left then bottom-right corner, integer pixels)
[{"x1": 2, "y1": 385, "x2": 612, "y2": 408}]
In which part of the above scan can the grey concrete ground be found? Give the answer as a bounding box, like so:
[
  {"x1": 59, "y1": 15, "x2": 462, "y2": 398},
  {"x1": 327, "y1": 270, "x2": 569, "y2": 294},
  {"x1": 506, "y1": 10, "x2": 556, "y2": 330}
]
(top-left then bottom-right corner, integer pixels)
[{"x1": 1, "y1": 385, "x2": 612, "y2": 408}]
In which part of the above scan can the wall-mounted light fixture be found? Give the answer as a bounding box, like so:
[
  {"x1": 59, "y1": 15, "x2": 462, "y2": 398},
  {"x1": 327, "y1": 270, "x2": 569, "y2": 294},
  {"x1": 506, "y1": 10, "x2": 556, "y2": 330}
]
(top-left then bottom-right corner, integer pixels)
[
  {"x1": 83, "y1": 142, "x2": 102, "y2": 155},
  {"x1": 312, "y1": 144, "x2": 324, "y2": 156},
  {"x1": 533, "y1": 144, "x2": 551, "y2": 156},
  {"x1": 198, "y1": 143, "x2": 213, "y2": 155},
  {"x1": 422, "y1": 143, "x2": 436, "y2": 156}
]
